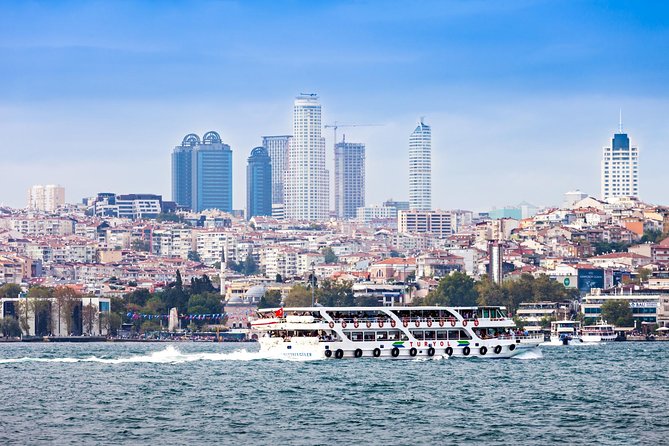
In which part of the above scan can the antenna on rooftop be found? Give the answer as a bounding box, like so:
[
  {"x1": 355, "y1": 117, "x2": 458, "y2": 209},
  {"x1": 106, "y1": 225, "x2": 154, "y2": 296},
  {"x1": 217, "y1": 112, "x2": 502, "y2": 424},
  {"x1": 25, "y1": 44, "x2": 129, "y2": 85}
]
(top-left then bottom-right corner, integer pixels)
[{"x1": 619, "y1": 109, "x2": 623, "y2": 134}]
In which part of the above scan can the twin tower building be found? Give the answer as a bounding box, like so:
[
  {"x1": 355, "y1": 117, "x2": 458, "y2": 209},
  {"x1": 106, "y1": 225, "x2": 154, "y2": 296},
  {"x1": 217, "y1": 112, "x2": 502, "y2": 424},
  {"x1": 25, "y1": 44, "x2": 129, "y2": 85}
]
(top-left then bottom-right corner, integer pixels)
[{"x1": 171, "y1": 94, "x2": 433, "y2": 220}]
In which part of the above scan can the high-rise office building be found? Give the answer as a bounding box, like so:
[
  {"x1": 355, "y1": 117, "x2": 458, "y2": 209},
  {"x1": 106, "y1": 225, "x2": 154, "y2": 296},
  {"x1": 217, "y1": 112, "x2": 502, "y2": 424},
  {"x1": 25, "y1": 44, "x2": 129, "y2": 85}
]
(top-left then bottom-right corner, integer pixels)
[
  {"x1": 27, "y1": 184, "x2": 65, "y2": 212},
  {"x1": 601, "y1": 120, "x2": 639, "y2": 200},
  {"x1": 409, "y1": 119, "x2": 432, "y2": 210},
  {"x1": 334, "y1": 140, "x2": 365, "y2": 219},
  {"x1": 171, "y1": 131, "x2": 233, "y2": 212},
  {"x1": 247, "y1": 146, "x2": 272, "y2": 220},
  {"x1": 262, "y1": 135, "x2": 291, "y2": 205},
  {"x1": 172, "y1": 133, "x2": 199, "y2": 208},
  {"x1": 284, "y1": 94, "x2": 329, "y2": 221}
]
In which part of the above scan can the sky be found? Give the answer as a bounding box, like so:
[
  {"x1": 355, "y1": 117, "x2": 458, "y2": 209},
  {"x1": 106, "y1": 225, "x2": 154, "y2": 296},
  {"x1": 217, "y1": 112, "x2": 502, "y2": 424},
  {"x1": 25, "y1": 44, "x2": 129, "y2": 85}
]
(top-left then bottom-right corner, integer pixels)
[{"x1": 1, "y1": 0, "x2": 668, "y2": 212}]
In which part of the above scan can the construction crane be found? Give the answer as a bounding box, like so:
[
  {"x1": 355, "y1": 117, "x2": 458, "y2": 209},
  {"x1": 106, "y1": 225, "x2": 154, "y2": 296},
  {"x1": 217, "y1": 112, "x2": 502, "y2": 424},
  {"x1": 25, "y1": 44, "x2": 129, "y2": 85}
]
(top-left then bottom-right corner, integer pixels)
[{"x1": 323, "y1": 122, "x2": 382, "y2": 146}]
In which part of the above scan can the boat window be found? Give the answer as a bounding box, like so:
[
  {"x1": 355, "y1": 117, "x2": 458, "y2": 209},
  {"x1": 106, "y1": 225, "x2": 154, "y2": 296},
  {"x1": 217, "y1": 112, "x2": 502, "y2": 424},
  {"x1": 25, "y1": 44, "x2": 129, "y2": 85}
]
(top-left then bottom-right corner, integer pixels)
[
  {"x1": 364, "y1": 332, "x2": 375, "y2": 342},
  {"x1": 387, "y1": 330, "x2": 401, "y2": 341},
  {"x1": 447, "y1": 330, "x2": 459, "y2": 340},
  {"x1": 482, "y1": 309, "x2": 490, "y2": 318},
  {"x1": 424, "y1": 330, "x2": 436, "y2": 340},
  {"x1": 459, "y1": 330, "x2": 471, "y2": 340},
  {"x1": 350, "y1": 331, "x2": 363, "y2": 342},
  {"x1": 437, "y1": 331, "x2": 448, "y2": 340},
  {"x1": 377, "y1": 331, "x2": 388, "y2": 341},
  {"x1": 411, "y1": 330, "x2": 424, "y2": 340}
]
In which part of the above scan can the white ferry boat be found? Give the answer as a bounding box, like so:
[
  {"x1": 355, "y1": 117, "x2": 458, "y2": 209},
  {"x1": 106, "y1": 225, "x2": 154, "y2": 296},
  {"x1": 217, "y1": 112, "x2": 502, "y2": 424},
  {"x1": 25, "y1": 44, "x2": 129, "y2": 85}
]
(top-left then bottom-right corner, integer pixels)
[
  {"x1": 581, "y1": 322, "x2": 617, "y2": 342},
  {"x1": 549, "y1": 320, "x2": 582, "y2": 345},
  {"x1": 251, "y1": 306, "x2": 543, "y2": 359}
]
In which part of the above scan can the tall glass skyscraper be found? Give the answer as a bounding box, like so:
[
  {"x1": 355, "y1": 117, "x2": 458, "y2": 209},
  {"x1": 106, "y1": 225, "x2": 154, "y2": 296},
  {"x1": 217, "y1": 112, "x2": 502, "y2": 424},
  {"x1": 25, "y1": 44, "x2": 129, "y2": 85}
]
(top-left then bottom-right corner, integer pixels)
[
  {"x1": 601, "y1": 121, "x2": 639, "y2": 200},
  {"x1": 334, "y1": 140, "x2": 365, "y2": 219},
  {"x1": 247, "y1": 146, "x2": 272, "y2": 219},
  {"x1": 262, "y1": 135, "x2": 291, "y2": 205},
  {"x1": 171, "y1": 131, "x2": 233, "y2": 212},
  {"x1": 409, "y1": 119, "x2": 432, "y2": 211},
  {"x1": 284, "y1": 94, "x2": 329, "y2": 221}
]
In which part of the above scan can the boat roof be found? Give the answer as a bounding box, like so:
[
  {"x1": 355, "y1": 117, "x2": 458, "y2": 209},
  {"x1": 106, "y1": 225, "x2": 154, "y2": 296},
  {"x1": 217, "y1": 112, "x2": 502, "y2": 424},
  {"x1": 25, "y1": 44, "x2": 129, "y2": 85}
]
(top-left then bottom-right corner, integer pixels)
[{"x1": 257, "y1": 305, "x2": 507, "y2": 313}]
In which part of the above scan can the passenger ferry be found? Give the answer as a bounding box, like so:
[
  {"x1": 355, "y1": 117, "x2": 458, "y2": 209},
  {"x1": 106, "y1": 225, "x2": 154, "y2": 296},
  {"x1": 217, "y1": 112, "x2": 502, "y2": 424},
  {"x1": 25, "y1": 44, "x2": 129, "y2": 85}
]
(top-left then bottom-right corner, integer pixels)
[
  {"x1": 581, "y1": 322, "x2": 617, "y2": 342},
  {"x1": 251, "y1": 306, "x2": 542, "y2": 359},
  {"x1": 549, "y1": 320, "x2": 582, "y2": 345}
]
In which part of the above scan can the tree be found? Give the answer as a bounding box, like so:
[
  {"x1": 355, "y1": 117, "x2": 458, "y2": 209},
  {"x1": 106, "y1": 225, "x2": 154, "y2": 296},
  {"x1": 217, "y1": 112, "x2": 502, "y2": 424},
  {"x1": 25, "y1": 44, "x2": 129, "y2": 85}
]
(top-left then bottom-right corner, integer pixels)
[
  {"x1": 0, "y1": 283, "x2": 22, "y2": 299},
  {"x1": 275, "y1": 274, "x2": 283, "y2": 283},
  {"x1": 258, "y1": 290, "x2": 282, "y2": 309},
  {"x1": 101, "y1": 312, "x2": 122, "y2": 336},
  {"x1": 28, "y1": 287, "x2": 54, "y2": 336},
  {"x1": 284, "y1": 285, "x2": 312, "y2": 307},
  {"x1": 16, "y1": 299, "x2": 31, "y2": 336},
  {"x1": 322, "y1": 247, "x2": 338, "y2": 264},
  {"x1": 125, "y1": 288, "x2": 151, "y2": 307},
  {"x1": 475, "y1": 277, "x2": 506, "y2": 307},
  {"x1": 317, "y1": 280, "x2": 355, "y2": 307},
  {"x1": 389, "y1": 250, "x2": 403, "y2": 258},
  {"x1": 53, "y1": 287, "x2": 81, "y2": 336},
  {"x1": 0, "y1": 317, "x2": 21, "y2": 337},
  {"x1": 187, "y1": 250, "x2": 202, "y2": 262},
  {"x1": 243, "y1": 255, "x2": 259, "y2": 276},
  {"x1": 82, "y1": 301, "x2": 99, "y2": 335},
  {"x1": 190, "y1": 275, "x2": 216, "y2": 295},
  {"x1": 600, "y1": 299, "x2": 634, "y2": 327},
  {"x1": 640, "y1": 229, "x2": 664, "y2": 244},
  {"x1": 131, "y1": 239, "x2": 151, "y2": 252},
  {"x1": 424, "y1": 272, "x2": 477, "y2": 306},
  {"x1": 187, "y1": 292, "x2": 222, "y2": 315}
]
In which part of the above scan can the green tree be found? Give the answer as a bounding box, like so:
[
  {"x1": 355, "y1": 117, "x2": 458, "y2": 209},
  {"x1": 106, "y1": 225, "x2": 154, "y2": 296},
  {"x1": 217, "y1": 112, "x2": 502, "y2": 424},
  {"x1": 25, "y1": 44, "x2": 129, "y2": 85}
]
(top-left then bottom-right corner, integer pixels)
[
  {"x1": 475, "y1": 277, "x2": 506, "y2": 307},
  {"x1": 187, "y1": 250, "x2": 202, "y2": 262},
  {"x1": 82, "y1": 301, "x2": 99, "y2": 335},
  {"x1": 275, "y1": 274, "x2": 283, "y2": 283},
  {"x1": 125, "y1": 288, "x2": 152, "y2": 307},
  {"x1": 640, "y1": 229, "x2": 664, "y2": 244},
  {"x1": 0, "y1": 283, "x2": 22, "y2": 299},
  {"x1": 0, "y1": 317, "x2": 21, "y2": 337},
  {"x1": 592, "y1": 241, "x2": 630, "y2": 255},
  {"x1": 131, "y1": 239, "x2": 151, "y2": 252},
  {"x1": 243, "y1": 255, "x2": 259, "y2": 275},
  {"x1": 600, "y1": 299, "x2": 634, "y2": 327},
  {"x1": 424, "y1": 272, "x2": 477, "y2": 306},
  {"x1": 284, "y1": 285, "x2": 312, "y2": 307},
  {"x1": 190, "y1": 275, "x2": 216, "y2": 295},
  {"x1": 187, "y1": 292, "x2": 222, "y2": 315},
  {"x1": 317, "y1": 280, "x2": 355, "y2": 307},
  {"x1": 258, "y1": 290, "x2": 283, "y2": 309},
  {"x1": 322, "y1": 247, "x2": 338, "y2": 264}
]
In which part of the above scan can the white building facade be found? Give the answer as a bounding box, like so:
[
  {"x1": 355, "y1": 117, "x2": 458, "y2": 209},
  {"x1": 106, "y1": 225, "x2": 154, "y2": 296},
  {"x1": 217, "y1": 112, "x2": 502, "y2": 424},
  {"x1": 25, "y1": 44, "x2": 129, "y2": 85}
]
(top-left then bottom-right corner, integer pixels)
[
  {"x1": 284, "y1": 94, "x2": 329, "y2": 221},
  {"x1": 27, "y1": 185, "x2": 65, "y2": 212},
  {"x1": 409, "y1": 120, "x2": 431, "y2": 211},
  {"x1": 601, "y1": 130, "x2": 639, "y2": 200},
  {"x1": 262, "y1": 135, "x2": 291, "y2": 205}
]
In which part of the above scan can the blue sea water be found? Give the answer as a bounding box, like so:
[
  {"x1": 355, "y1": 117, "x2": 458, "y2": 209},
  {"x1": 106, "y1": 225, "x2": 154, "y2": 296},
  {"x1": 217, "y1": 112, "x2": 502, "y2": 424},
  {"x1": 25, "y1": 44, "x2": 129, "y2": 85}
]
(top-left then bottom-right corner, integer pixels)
[{"x1": 0, "y1": 341, "x2": 667, "y2": 445}]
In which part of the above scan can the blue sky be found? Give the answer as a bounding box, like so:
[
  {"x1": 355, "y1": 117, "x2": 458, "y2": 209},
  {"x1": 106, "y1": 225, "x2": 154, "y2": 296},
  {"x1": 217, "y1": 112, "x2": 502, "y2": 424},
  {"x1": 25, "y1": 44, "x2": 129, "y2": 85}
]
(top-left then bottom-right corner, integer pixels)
[{"x1": 1, "y1": 0, "x2": 668, "y2": 211}]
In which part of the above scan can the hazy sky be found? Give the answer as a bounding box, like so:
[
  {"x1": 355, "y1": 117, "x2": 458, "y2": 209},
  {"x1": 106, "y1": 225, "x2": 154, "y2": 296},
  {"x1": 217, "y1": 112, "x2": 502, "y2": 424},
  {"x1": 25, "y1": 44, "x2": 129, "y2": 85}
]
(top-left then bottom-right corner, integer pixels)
[{"x1": 1, "y1": 0, "x2": 668, "y2": 211}]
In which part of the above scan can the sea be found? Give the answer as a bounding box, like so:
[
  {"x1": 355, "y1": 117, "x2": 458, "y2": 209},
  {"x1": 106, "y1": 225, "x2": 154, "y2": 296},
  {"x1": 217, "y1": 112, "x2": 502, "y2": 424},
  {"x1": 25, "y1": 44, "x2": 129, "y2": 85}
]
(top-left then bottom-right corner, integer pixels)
[{"x1": 1, "y1": 341, "x2": 667, "y2": 445}]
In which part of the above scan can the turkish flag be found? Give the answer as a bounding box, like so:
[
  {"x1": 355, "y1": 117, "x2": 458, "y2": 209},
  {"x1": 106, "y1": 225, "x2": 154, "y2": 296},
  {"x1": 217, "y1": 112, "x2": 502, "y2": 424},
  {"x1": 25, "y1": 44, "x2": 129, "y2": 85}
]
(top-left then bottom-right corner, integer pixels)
[{"x1": 275, "y1": 308, "x2": 284, "y2": 318}]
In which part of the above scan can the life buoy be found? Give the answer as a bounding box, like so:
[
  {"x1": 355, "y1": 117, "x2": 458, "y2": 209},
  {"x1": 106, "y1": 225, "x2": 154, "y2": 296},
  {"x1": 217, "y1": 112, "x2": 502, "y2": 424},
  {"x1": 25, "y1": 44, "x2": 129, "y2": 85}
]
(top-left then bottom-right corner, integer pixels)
[
  {"x1": 462, "y1": 320, "x2": 468, "y2": 327},
  {"x1": 509, "y1": 344, "x2": 516, "y2": 351},
  {"x1": 445, "y1": 347, "x2": 453, "y2": 356},
  {"x1": 427, "y1": 347, "x2": 435, "y2": 357},
  {"x1": 480, "y1": 346, "x2": 487, "y2": 356},
  {"x1": 439, "y1": 319, "x2": 445, "y2": 327},
  {"x1": 366, "y1": 321, "x2": 372, "y2": 328},
  {"x1": 462, "y1": 346, "x2": 471, "y2": 356},
  {"x1": 378, "y1": 320, "x2": 384, "y2": 328},
  {"x1": 354, "y1": 348, "x2": 363, "y2": 358},
  {"x1": 335, "y1": 349, "x2": 344, "y2": 359},
  {"x1": 328, "y1": 321, "x2": 334, "y2": 329},
  {"x1": 341, "y1": 320, "x2": 347, "y2": 328},
  {"x1": 403, "y1": 319, "x2": 408, "y2": 328},
  {"x1": 494, "y1": 345, "x2": 502, "y2": 355},
  {"x1": 390, "y1": 320, "x2": 396, "y2": 328},
  {"x1": 474, "y1": 319, "x2": 479, "y2": 327},
  {"x1": 427, "y1": 319, "x2": 433, "y2": 327},
  {"x1": 409, "y1": 347, "x2": 418, "y2": 357},
  {"x1": 391, "y1": 347, "x2": 400, "y2": 357},
  {"x1": 373, "y1": 348, "x2": 381, "y2": 357},
  {"x1": 415, "y1": 320, "x2": 420, "y2": 327},
  {"x1": 325, "y1": 349, "x2": 332, "y2": 358},
  {"x1": 353, "y1": 319, "x2": 359, "y2": 328},
  {"x1": 449, "y1": 318, "x2": 456, "y2": 327}
]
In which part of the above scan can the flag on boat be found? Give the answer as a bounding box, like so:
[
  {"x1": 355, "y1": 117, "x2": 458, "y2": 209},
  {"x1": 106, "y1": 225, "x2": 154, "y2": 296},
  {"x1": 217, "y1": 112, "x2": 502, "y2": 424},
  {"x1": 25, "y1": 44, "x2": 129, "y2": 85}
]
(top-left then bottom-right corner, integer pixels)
[{"x1": 275, "y1": 308, "x2": 284, "y2": 318}]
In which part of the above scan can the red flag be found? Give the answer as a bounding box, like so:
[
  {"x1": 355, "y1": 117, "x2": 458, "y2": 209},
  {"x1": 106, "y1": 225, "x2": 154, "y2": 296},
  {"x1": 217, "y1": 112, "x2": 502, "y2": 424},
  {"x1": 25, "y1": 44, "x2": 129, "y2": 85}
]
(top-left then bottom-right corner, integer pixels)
[{"x1": 275, "y1": 308, "x2": 284, "y2": 318}]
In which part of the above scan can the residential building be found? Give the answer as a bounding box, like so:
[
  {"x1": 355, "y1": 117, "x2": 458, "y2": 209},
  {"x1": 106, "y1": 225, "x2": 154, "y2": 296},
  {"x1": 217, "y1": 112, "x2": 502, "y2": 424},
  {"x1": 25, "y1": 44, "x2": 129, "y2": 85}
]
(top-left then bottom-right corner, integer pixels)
[
  {"x1": 601, "y1": 123, "x2": 639, "y2": 200},
  {"x1": 262, "y1": 135, "x2": 291, "y2": 205},
  {"x1": 398, "y1": 210, "x2": 453, "y2": 239},
  {"x1": 284, "y1": 94, "x2": 329, "y2": 221},
  {"x1": 246, "y1": 146, "x2": 272, "y2": 220},
  {"x1": 409, "y1": 119, "x2": 431, "y2": 210},
  {"x1": 27, "y1": 185, "x2": 65, "y2": 212},
  {"x1": 356, "y1": 205, "x2": 397, "y2": 224},
  {"x1": 334, "y1": 140, "x2": 365, "y2": 219}
]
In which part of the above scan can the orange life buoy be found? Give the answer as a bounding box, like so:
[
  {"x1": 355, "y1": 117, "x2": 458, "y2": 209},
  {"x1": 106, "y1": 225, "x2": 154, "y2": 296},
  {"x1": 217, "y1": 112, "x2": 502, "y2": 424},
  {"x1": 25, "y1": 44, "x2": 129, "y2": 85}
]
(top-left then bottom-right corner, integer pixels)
[
  {"x1": 341, "y1": 320, "x2": 347, "y2": 328},
  {"x1": 415, "y1": 319, "x2": 420, "y2": 327},
  {"x1": 439, "y1": 319, "x2": 445, "y2": 327},
  {"x1": 366, "y1": 320, "x2": 372, "y2": 328},
  {"x1": 391, "y1": 320, "x2": 397, "y2": 328},
  {"x1": 328, "y1": 321, "x2": 334, "y2": 328},
  {"x1": 354, "y1": 320, "x2": 359, "y2": 328},
  {"x1": 427, "y1": 319, "x2": 433, "y2": 327},
  {"x1": 449, "y1": 317, "x2": 456, "y2": 327},
  {"x1": 378, "y1": 320, "x2": 384, "y2": 328},
  {"x1": 462, "y1": 320, "x2": 468, "y2": 327},
  {"x1": 474, "y1": 319, "x2": 479, "y2": 327}
]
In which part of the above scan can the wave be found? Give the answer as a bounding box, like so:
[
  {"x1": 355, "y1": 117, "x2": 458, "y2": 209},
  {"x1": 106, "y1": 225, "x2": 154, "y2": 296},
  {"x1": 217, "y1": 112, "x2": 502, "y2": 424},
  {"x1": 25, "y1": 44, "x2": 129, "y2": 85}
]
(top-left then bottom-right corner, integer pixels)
[
  {"x1": 0, "y1": 345, "x2": 277, "y2": 365},
  {"x1": 512, "y1": 348, "x2": 543, "y2": 360}
]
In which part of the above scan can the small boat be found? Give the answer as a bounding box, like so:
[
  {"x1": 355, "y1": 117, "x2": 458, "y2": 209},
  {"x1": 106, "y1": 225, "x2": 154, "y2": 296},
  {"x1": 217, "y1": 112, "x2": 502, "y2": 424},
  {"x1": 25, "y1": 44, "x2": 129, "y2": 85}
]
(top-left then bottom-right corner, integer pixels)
[
  {"x1": 251, "y1": 305, "x2": 543, "y2": 360},
  {"x1": 549, "y1": 320, "x2": 582, "y2": 345},
  {"x1": 581, "y1": 322, "x2": 617, "y2": 342}
]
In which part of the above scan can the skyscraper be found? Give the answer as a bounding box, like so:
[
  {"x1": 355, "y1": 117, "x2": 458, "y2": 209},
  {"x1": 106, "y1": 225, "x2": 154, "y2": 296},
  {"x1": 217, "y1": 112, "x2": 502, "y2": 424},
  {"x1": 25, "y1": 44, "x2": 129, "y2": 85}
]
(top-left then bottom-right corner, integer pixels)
[
  {"x1": 171, "y1": 131, "x2": 233, "y2": 212},
  {"x1": 334, "y1": 140, "x2": 365, "y2": 219},
  {"x1": 247, "y1": 146, "x2": 272, "y2": 220},
  {"x1": 409, "y1": 119, "x2": 432, "y2": 210},
  {"x1": 284, "y1": 94, "x2": 329, "y2": 221},
  {"x1": 172, "y1": 133, "x2": 198, "y2": 208},
  {"x1": 262, "y1": 135, "x2": 291, "y2": 205},
  {"x1": 601, "y1": 118, "x2": 639, "y2": 200}
]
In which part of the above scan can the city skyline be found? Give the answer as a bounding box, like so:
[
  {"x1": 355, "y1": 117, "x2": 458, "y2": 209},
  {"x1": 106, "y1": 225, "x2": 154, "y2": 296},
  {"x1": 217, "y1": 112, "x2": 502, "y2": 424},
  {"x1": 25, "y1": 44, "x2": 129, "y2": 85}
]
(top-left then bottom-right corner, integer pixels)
[{"x1": 2, "y1": 1, "x2": 669, "y2": 210}]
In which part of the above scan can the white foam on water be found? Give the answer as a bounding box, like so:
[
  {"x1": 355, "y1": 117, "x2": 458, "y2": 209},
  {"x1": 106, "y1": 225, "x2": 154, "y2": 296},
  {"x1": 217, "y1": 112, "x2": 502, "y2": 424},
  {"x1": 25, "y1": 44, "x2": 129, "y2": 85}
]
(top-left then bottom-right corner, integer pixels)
[
  {"x1": 0, "y1": 345, "x2": 274, "y2": 365},
  {"x1": 512, "y1": 348, "x2": 544, "y2": 360}
]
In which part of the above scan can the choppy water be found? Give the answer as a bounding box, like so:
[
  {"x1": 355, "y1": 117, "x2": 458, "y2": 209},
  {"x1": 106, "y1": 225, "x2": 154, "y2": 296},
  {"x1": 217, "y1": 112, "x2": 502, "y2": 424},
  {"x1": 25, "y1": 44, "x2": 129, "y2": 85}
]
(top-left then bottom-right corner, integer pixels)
[{"x1": 1, "y1": 341, "x2": 667, "y2": 445}]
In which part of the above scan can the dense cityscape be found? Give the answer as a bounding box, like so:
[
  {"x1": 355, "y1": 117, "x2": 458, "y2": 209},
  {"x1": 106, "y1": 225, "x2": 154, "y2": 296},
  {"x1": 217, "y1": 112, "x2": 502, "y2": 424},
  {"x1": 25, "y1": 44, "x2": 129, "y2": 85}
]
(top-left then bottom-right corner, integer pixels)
[{"x1": 1, "y1": 94, "x2": 667, "y2": 341}]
